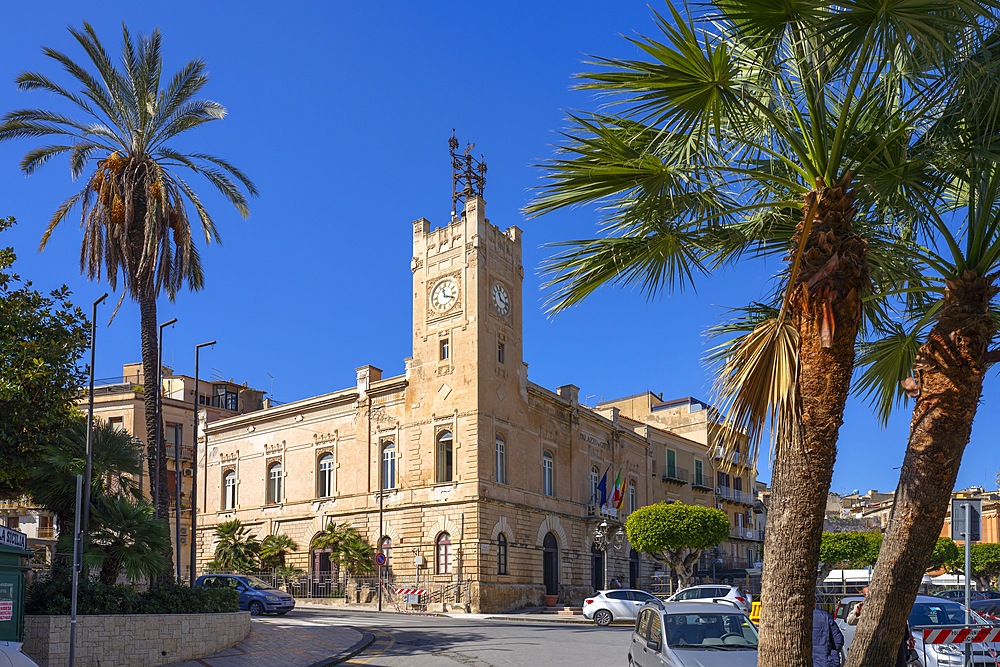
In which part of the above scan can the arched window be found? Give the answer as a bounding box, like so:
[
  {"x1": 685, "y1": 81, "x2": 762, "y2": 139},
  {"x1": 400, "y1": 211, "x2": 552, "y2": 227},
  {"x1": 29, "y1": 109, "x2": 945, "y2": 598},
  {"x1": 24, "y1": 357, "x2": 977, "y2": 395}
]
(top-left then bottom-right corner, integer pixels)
[
  {"x1": 589, "y1": 466, "x2": 600, "y2": 503},
  {"x1": 436, "y1": 532, "x2": 452, "y2": 574},
  {"x1": 542, "y1": 452, "x2": 554, "y2": 496},
  {"x1": 436, "y1": 430, "x2": 453, "y2": 483},
  {"x1": 379, "y1": 536, "x2": 393, "y2": 569},
  {"x1": 381, "y1": 442, "x2": 396, "y2": 490},
  {"x1": 628, "y1": 480, "x2": 637, "y2": 514},
  {"x1": 223, "y1": 470, "x2": 236, "y2": 510},
  {"x1": 495, "y1": 434, "x2": 506, "y2": 485},
  {"x1": 317, "y1": 453, "x2": 334, "y2": 498},
  {"x1": 497, "y1": 533, "x2": 508, "y2": 575},
  {"x1": 267, "y1": 462, "x2": 282, "y2": 504}
]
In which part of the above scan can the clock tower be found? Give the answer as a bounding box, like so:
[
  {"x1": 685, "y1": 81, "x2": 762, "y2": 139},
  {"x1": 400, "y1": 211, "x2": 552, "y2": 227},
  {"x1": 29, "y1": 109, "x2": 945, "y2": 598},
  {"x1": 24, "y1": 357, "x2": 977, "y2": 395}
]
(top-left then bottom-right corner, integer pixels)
[{"x1": 406, "y1": 137, "x2": 525, "y2": 485}]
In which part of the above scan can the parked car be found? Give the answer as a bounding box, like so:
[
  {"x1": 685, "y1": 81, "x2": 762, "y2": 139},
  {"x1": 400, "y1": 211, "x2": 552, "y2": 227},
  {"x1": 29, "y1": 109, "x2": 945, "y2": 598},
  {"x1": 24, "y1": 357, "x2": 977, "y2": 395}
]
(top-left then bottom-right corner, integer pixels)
[
  {"x1": 835, "y1": 594, "x2": 1000, "y2": 667},
  {"x1": 629, "y1": 601, "x2": 758, "y2": 667},
  {"x1": 970, "y1": 599, "x2": 1000, "y2": 624},
  {"x1": 934, "y1": 588, "x2": 988, "y2": 603},
  {"x1": 583, "y1": 589, "x2": 663, "y2": 626},
  {"x1": 665, "y1": 584, "x2": 751, "y2": 614},
  {"x1": 0, "y1": 642, "x2": 40, "y2": 667},
  {"x1": 194, "y1": 574, "x2": 295, "y2": 616}
]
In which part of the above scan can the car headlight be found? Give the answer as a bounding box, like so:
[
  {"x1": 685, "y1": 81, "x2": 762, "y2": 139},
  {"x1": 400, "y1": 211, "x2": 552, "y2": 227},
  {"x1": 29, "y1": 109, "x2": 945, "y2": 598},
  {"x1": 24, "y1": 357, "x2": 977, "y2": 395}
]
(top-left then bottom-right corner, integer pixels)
[
  {"x1": 265, "y1": 595, "x2": 280, "y2": 603},
  {"x1": 934, "y1": 644, "x2": 963, "y2": 656}
]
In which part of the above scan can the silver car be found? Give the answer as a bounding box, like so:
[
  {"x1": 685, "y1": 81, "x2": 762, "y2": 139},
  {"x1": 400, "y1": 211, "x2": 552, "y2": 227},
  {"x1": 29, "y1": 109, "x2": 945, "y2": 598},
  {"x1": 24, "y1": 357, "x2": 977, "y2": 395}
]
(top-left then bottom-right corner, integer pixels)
[
  {"x1": 836, "y1": 594, "x2": 1000, "y2": 666},
  {"x1": 629, "y1": 602, "x2": 758, "y2": 667}
]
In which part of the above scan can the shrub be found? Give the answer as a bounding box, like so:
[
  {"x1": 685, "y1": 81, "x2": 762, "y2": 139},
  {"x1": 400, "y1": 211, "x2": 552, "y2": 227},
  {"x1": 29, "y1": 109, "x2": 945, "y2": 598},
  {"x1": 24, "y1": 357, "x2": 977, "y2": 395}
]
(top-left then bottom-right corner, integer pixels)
[{"x1": 25, "y1": 577, "x2": 238, "y2": 615}]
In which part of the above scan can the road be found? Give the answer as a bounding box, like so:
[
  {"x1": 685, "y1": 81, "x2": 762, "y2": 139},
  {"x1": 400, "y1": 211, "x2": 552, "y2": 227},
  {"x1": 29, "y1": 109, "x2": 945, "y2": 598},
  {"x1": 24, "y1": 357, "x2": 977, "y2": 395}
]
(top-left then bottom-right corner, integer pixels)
[{"x1": 272, "y1": 607, "x2": 633, "y2": 667}]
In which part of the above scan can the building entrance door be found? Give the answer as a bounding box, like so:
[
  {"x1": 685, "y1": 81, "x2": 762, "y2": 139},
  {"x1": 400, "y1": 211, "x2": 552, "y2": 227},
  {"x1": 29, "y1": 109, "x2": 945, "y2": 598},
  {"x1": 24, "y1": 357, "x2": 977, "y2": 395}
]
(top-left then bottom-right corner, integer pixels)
[
  {"x1": 543, "y1": 532, "x2": 558, "y2": 595},
  {"x1": 629, "y1": 548, "x2": 640, "y2": 589}
]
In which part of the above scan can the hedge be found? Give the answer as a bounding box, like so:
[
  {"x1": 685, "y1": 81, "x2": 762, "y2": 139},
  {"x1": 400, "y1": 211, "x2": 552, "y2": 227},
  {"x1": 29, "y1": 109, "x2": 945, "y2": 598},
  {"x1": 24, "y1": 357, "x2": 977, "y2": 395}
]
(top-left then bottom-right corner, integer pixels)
[{"x1": 25, "y1": 578, "x2": 239, "y2": 615}]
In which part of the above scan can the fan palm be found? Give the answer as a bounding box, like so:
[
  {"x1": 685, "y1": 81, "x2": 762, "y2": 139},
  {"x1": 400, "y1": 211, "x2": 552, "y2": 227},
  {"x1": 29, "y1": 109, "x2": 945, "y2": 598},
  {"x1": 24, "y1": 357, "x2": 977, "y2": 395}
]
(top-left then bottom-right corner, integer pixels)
[
  {"x1": 212, "y1": 519, "x2": 260, "y2": 574},
  {"x1": 0, "y1": 22, "x2": 257, "y2": 583},
  {"x1": 526, "y1": 2, "x2": 996, "y2": 665},
  {"x1": 311, "y1": 522, "x2": 364, "y2": 585},
  {"x1": 259, "y1": 533, "x2": 298, "y2": 569},
  {"x1": 85, "y1": 494, "x2": 169, "y2": 586},
  {"x1": 847, "y1": 44, "x2": 1000, "y2": 664},
  {"x1": 337, "y1": 535, "x2": 375, "y2": 578}
]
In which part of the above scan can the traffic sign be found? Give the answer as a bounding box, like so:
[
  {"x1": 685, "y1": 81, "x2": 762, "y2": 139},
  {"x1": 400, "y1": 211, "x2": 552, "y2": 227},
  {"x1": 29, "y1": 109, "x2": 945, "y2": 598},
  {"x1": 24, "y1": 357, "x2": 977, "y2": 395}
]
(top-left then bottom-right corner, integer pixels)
[
  {"x1": 952, "y1": 499, "x2": 982, "y2": 542},
  {"x1": 375, "y1": 552, "x2": 387, "y2": 566}
]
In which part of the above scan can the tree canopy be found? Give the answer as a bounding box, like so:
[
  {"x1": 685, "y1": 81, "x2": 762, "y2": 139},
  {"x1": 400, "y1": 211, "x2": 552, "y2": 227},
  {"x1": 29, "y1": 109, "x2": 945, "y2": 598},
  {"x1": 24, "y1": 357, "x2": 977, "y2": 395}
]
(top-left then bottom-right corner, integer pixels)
[
  {"x1": 0, "y1": 216, "x2": 88, "y2": 497},
  {"x1": 818, "y1": 531, "x2": 882, "y2": 581},
  {"x1": 625, "y1": 502, "x2": 729, "y2": 587}
]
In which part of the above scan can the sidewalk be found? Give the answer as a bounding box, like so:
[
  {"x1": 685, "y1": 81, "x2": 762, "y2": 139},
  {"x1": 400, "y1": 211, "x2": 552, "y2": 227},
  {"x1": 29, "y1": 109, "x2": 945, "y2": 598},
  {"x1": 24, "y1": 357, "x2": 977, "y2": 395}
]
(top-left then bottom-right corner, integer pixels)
[
  {"x1": 295, "y1": 600, "x2": 592, "y2": 624},
  {"x1": 165, "y1": 620, "x2": 372, "y2": 667}
]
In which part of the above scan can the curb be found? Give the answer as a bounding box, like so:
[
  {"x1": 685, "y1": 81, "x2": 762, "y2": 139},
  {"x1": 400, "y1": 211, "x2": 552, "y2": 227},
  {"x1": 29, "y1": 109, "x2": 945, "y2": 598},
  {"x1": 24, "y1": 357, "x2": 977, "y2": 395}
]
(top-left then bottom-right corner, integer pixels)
[{"x1": 307, "y1": 630, "x2": 375, "y2": 667}]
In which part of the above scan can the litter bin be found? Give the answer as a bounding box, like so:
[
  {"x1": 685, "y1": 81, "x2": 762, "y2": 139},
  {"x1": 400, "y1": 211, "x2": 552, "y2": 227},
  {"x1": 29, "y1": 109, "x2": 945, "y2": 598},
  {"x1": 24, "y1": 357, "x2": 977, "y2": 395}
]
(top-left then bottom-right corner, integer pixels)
[{"x1": 0, "y1": 526, "x2": 29, "y2": 643}]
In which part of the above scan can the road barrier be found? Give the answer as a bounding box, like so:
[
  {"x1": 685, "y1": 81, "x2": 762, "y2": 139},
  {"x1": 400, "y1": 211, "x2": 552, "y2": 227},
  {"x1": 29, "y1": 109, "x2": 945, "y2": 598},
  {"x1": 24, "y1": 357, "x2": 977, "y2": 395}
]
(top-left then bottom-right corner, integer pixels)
[{"x1": 919, "y1": 625, "x2": 1000, "y2": 644}]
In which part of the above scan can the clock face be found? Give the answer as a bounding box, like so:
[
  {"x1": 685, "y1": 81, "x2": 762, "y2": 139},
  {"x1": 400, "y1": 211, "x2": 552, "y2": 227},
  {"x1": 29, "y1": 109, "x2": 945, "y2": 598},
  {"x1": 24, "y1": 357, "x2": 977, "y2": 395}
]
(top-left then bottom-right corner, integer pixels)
[
  {"x1": 492, "y1": 283, "x2": 510, "y2": 315},
  {"x1": 430, "y1": 278, "x2": 459, "y2": 312}
]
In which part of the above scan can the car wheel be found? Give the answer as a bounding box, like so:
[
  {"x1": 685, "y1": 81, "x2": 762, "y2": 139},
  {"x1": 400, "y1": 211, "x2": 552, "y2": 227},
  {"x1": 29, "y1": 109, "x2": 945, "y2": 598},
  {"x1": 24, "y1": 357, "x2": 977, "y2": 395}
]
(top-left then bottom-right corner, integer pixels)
[
  {"x1": 248, "y1": 601, "x2": 265, "y2": 616},
  {"x1": 594, "y1": 609, "x2": 613, "y2": 626}
]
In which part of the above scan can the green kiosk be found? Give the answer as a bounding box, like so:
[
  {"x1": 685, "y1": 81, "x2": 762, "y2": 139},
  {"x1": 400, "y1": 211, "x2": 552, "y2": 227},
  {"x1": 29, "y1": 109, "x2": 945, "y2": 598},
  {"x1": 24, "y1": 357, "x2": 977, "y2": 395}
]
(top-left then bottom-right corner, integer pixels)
[{"x1": 0, "y1": 525, "x2": 29, "y2": 644}]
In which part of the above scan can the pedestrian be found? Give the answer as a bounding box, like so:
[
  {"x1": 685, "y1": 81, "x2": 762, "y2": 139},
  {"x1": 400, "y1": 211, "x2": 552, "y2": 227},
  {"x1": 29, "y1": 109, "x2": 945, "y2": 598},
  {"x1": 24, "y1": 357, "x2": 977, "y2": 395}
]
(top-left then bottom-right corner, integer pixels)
[
  {"x1": 813, "y1": 605, "x2": 845, "y2": 667},
  {"x1": 846, "y1": 586, "x2": 914, "y2": 667},
  {"x1": 610, "y1": 577, "x2": 622, "y2": 589}
]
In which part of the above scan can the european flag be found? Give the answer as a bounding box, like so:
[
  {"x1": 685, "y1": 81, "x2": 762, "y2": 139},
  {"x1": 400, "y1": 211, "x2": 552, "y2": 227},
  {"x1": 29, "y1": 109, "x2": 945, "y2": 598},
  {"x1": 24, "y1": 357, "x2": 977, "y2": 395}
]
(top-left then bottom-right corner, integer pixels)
[{"x1": 596, "y1": 467, "x2": 609, "y2": 508}]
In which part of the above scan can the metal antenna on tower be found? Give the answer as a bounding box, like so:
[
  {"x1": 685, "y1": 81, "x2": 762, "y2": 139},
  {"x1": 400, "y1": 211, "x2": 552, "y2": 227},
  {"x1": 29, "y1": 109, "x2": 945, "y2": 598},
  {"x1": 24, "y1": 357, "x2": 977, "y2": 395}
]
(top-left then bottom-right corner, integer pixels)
[{"x1": 450, "y1": 129, "x2": 487, "y2": 218}]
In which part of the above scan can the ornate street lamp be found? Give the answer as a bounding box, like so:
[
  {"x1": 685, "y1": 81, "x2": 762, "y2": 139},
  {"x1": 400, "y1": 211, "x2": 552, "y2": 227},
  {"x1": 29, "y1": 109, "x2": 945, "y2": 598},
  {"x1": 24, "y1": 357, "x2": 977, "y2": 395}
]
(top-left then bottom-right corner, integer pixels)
[{"x1": 593, "y1": 519, "x2": 625, "y2": 589}]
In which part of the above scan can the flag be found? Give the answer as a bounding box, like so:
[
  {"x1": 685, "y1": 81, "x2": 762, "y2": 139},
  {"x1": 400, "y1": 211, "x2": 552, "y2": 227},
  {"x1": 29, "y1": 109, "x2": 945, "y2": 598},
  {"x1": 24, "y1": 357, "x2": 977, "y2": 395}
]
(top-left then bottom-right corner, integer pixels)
[
  {"x1": 596, "y1": 467, "x2": 609, "y2": 508},
  {"x1": 613, "y1": 469, "x2": 628, "y2": 509},
  {"x1": 609, "y1": 468, "x2": 623, "y2": 509}
]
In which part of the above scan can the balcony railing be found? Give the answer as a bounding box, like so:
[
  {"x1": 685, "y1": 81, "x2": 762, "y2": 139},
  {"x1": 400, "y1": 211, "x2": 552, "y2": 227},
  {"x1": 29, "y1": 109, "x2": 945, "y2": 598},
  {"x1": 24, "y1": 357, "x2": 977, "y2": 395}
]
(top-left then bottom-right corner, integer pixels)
[
  {"x1": 37, "y1": 528, "x2": 55, "y2": 539},
  {"x1": 662, "y1": 465, "x2": 689, "y2": 484},
  {"x1": 730, "y1": 526, "x2": 758, "y2": 540},
  {"x1": 692, "y1": 475, "x2": 712, "y2": 490},
  {"x1": 715, "y1": 487, "x2": 754, "y2": 505}
]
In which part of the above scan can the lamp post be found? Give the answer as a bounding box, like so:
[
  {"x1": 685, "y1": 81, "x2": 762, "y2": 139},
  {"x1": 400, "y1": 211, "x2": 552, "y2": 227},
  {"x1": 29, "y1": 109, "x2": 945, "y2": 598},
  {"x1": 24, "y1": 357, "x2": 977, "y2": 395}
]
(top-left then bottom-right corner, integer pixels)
[
  {"x1": 154, "y1": 318, "x2": 177, "y2": 523},
  {"x1": 593, "y1": 519, "x2": 624, "y2": 589},
  {"x1": 81, "y1": 293, "x2": 108, "y2": 539},
  {"x1": 190, "y1": 340, "x2": 216, "y2": 587}
]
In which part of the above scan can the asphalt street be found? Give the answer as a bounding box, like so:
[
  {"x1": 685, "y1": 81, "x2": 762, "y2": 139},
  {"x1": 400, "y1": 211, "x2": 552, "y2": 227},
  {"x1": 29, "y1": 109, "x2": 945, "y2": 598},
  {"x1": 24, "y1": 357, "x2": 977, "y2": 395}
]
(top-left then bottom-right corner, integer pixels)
[{"x1": 280, "y1": 607, "x2": 633, "y2": 667}]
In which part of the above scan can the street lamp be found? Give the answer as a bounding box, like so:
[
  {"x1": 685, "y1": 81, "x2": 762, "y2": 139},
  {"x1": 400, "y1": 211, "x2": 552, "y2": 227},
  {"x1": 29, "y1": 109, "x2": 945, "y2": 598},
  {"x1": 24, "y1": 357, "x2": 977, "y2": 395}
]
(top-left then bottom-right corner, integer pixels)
[
  {"x1": 593, "y1": 519, "x2": 625, "y2": 589},
  {"x1": 81, "y1": 293, "x2": 108, "y2": 539},
  {"x1": 190, "y1": 340, "x2": 216, "y2": 587}
]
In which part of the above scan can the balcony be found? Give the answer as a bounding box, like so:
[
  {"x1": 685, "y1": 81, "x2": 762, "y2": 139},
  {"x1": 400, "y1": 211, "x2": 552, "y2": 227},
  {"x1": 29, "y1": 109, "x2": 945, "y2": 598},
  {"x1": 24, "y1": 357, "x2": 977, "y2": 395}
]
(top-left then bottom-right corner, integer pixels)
[
  {"x1": 730, "y1": 526, "x2": 758, "y2": 540},
  {"x1": 37, "y1": 528, "x2": 55, "y2": 540},
  {"x1": 692, "y1": 476, "x2": 712, "y2": 491},
  {"x1": 661, "y1": 465, "x2": 689, "y2": 485}
]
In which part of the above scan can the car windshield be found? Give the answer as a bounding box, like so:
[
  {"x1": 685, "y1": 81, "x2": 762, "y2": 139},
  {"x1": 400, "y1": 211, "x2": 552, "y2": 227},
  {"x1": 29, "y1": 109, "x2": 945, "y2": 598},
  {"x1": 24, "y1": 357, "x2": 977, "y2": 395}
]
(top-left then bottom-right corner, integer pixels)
[
  {"x1": 909, "y1": 602, "x2": 987, "y2": 627},
  {"x1": 240, "y1": 576, "x2": 275, "y2": 591},
  {"x1": 665, "y1": 612, "x2": 758, "y2": 649}
]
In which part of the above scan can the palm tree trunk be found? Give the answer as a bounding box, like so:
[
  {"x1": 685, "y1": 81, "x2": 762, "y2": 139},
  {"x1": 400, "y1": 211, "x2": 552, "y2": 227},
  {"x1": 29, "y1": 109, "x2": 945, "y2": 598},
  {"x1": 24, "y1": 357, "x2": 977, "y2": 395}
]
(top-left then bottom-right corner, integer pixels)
[
  {"x1": 139, "y1": 288, "x2": 175, "y2": 584},
  {"x1": 758, "y1": 174, "x2": 868, "y2": 667},
  {"x1": 846, "y1": 273, "x2": 994, "y2": 667}
]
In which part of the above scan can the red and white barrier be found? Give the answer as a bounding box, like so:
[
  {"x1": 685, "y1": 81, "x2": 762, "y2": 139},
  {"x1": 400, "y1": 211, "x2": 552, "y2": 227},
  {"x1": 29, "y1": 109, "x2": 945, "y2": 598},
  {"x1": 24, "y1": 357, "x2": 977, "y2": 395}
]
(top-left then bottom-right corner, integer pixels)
[
  {"x1": 922, "y1": 627, "x2": 1000, "y2": 644},
  {"x1": 394, "y1": 588, "x2": 429, "y2": 595}
]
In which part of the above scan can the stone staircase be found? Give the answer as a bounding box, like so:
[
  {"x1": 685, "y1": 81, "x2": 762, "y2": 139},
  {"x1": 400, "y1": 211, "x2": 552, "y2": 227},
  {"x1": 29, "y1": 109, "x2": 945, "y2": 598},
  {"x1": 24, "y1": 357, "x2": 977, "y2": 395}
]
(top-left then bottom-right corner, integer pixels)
[{"x1": 538, "y1": 605, "x2": 583, "y2": 616}]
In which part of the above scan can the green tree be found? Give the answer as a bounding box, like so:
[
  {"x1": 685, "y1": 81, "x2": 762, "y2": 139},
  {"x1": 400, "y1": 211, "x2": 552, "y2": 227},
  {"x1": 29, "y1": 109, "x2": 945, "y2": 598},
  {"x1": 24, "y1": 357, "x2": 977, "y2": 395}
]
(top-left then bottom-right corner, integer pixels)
[
  {"x1": 259, "y1": 534, "x2": 298, "y2": 569},
  {"x1": 0, "y1": 216, "x2": 87, "y2": 498},
  {"x1": 0, "y1": 24, "x2": 257, "y2": 583},
  {"x1": 526, "y1": 4, "x2": 993, "y2": 665},
  {"x1": 625, "y1": 502, "x2": 729, "y2": 588},
  {"x1": 85, "y1": 494, "x2": 169, "y2": 585},
  {"x1": 818, "y1": 532, "x2": 882, "y2": 583},
  {"x1": 969, "y1": 543, "x2": 1000, "y2": 590},
  {"x1": 338, "y1": 535, "x2": 375, "y2": 578},
  {"x1": 928, "y1": 538, "x2": 961, "y2": 572},
  {"x1": 311, "y1": 522, "x2": 366, "y2": 586},
  {"x1": 211, "y1": 520, "x2": 260, "y2": 574}
]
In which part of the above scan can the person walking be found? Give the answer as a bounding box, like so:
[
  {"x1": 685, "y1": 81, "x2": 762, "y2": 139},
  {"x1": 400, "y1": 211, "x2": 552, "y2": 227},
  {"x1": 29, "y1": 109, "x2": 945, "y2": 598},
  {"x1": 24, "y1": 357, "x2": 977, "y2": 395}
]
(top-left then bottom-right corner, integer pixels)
[{"x1": 813, "y1": 605, "x2": 845, "y2": 667}]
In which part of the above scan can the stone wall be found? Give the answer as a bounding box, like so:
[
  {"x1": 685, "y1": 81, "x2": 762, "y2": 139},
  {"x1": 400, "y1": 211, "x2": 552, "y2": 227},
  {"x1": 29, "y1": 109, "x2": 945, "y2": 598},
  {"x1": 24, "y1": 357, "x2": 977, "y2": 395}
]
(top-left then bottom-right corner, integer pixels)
[{"x1": 23, "y1": 612, "x2": 250, "y2": 667}]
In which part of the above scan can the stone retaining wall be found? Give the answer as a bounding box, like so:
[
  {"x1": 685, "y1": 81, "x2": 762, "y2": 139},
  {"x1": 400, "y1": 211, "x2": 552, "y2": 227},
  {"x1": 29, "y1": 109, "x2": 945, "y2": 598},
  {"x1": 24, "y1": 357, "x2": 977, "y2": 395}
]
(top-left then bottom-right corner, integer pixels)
[{"x1": 23, "y1": 611, "x2": 250, "y2": 666}]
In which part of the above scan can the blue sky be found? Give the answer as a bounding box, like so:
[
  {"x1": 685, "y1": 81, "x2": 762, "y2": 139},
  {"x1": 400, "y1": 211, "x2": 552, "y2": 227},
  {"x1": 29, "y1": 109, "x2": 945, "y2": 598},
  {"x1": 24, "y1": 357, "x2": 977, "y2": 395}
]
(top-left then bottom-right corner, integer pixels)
[{"x1": 2, "y1": 1, "x2": 998, "y2": 494}]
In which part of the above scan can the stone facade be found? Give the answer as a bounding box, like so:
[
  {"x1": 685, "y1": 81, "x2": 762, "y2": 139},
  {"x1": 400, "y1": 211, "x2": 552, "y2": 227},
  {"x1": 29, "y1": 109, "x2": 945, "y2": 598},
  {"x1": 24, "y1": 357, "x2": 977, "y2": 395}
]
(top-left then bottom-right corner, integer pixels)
[
  {"x1": 198, "y1": 194, "x2": 761, "y2": 611},
  {"x1": 23, "y1": 612, "x2": 250, "y2": 666}
]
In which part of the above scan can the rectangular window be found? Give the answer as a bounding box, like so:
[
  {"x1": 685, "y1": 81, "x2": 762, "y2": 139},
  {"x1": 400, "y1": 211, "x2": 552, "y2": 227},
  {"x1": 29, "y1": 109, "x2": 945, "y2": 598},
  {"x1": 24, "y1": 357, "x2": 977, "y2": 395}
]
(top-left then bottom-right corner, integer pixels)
[
  {"x1": 542, "y1": 453, "x2": 554, "y2": 496},
  {"x1": 165, "y1": 423, "x2": 183, "y2": 450},
  {"x1": 666, "y1": 449, "x2": 677, "y2": 478},
  {"x1": 5, "y1": 516, "x2": 18, "y2": 530},
  {"x1": 108, "y1": 416, "x2": 124, "y2": 428},
  {"x1": 268, "y1": 464, "x2": 282, "y2": 504},
  {"x1": 694, "y1": 459, "x2": 704, "y2": 486},
  {"x1": 497, "y1": 341, "x2": 505, "y2": 364},
  {"x1": 381, "y1": 443, "x2": 396, "y2": 490},
  {"x1": 38, "y1": 515, "x2": 54, "y2": 539},
  {"x1": 440, "y1": 338, "x2": 450, "y2": 361}
]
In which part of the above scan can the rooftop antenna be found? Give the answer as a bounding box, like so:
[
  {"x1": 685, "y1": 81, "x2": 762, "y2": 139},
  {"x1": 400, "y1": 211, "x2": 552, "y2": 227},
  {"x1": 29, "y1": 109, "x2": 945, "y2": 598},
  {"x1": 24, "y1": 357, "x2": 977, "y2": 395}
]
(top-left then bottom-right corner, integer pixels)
[
  {"x1": 266, "y1": 371, "x2": 275, "y2": 398},
  {"x1": 585, "y1": 394, "x2": 596, "y2": 407},
  {"x1": 450, "y1": 129, "x2": 487, "y2": 219}
]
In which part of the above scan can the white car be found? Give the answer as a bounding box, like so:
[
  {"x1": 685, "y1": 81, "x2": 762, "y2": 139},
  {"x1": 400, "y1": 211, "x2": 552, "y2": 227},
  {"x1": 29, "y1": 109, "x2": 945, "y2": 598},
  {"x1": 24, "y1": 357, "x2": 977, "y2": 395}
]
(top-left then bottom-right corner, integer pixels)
[
  {"x1": 0, "y1": 642, "x2": 40, "y2": 667},
  {"x1": 666, "y1": 585, "x2": 751, "y2": 614},
  {"x1": 630, "y1": 602, "x2": 758, "y2": 667},
  {"x1": 836, "y1": 594, "x2": 1000, "y2": 666},
  {"x1": 583, "y1": 589, "x2": 663, "y2": 626}
]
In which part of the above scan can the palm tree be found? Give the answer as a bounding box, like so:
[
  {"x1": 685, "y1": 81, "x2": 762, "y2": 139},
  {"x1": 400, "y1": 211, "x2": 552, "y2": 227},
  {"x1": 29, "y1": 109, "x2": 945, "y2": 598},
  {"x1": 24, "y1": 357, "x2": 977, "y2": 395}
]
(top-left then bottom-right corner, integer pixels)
[
  {"x1": 337, "y1": 535, "x2": 376, "y2": 578},
  {"x1": 85, "y1": 494, "x2": 169, "y2": 585},
  {"x1": 526, "y1": 3, "x2": 993, "y2": 665},
  {"x1": 212, "y1": 519, "x2": 260, "y2": 574},
  {"x1": 311, "y1": 522, "x2": 364, "y2": 587},
  {"x1": 0, "y1": 23, "x2": 257, "y2": 582},
  {"x1": 847, "y1": 49, "x2": 1000, "y2": 662},
  {"x1": 259, "y1": 533, "x2": 298, "y2": 569}
]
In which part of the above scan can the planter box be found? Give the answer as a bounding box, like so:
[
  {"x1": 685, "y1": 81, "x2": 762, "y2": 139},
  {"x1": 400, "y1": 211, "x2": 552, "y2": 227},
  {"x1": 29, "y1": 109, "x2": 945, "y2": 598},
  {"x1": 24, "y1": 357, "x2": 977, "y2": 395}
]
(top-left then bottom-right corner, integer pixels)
[{"x1": 23, "y1": 611, "x2": 250, "y2": 667}]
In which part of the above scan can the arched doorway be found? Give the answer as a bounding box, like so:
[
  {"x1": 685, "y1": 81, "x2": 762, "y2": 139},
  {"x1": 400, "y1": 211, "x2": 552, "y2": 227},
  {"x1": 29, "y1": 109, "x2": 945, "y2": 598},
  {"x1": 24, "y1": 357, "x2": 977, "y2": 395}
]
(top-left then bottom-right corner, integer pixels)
[
  {"x1": 629, "y1": 548, "x2": 640, "y2": 589},
  {"x1": 591, "y1": 543, "x2": 605, "y2": 591},
  {"x1": 543, "y1": 532, "x2": 559, "y2": 595}
]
